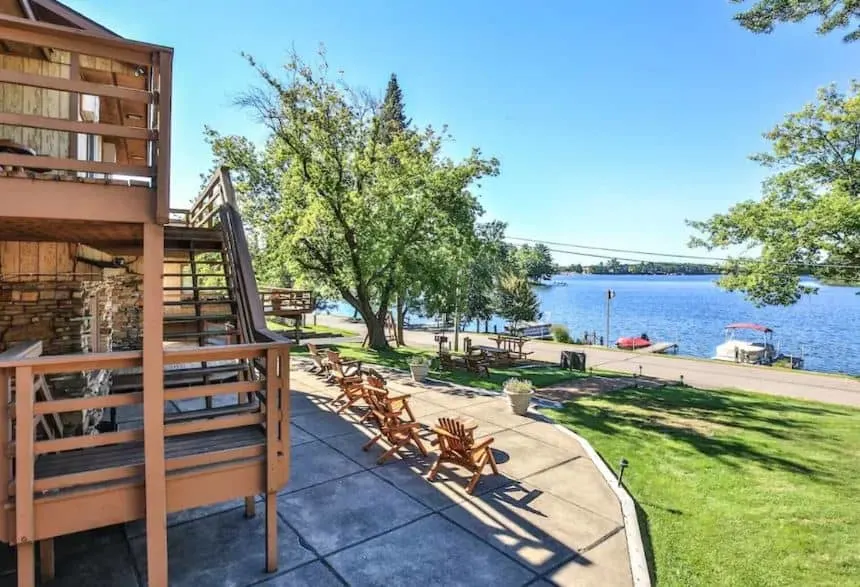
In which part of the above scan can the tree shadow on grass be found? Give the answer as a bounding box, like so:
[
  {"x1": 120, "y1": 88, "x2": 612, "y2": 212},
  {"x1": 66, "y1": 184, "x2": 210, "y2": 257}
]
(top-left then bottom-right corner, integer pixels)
[{"x1": 549, "y1": 385, "x2": 836, "y2": 480}]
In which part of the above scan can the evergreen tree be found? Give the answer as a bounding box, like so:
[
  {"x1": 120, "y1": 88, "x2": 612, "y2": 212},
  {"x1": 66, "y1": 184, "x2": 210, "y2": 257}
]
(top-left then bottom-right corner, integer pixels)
[{"x1": 379, "y1": 74, "x2": 411, "y2": 145}]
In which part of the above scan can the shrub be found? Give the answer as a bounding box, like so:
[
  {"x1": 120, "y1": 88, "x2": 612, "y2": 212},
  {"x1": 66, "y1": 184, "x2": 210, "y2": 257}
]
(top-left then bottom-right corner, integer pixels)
[
  {"x1": 551, "y1": 324, "x2": 572, "y2": 343},
  {"x1": 503, "y1": 378, "x2": 534, "y2": 393}
]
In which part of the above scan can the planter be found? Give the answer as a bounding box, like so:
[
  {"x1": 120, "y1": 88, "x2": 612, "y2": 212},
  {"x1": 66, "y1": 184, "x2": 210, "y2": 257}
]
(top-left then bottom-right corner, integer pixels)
[
  {"x1": 505, "y1": 389, "x2": 533, "y2": 415},
  {"x1": 410, "y1": 364, "x2": 429, "y2": 382}
]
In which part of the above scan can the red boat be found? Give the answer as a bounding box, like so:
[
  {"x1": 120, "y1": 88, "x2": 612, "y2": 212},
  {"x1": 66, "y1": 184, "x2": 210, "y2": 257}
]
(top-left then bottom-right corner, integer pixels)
[{"x1": 616, "y1": 336, "x2": 652, "y2": 350}]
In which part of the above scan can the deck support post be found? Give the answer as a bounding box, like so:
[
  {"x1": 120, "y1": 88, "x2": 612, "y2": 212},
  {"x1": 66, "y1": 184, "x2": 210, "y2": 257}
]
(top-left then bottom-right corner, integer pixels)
[
  {"x1": 39, "y1": 539, "x2": 55, "y2": 581},
  {"x1": 15, "y1": 366, "x2": 35, "y2": 587},
  {"x1": 142, "y1": 222, "x2": 168, "y2": 587}
]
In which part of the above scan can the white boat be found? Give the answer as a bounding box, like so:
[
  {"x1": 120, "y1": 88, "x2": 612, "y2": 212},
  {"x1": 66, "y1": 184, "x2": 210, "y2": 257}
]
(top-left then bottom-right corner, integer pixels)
[
  {"x1": 713, "y1": 323, "x2": 804, "y2": 368},
  {"x1": 714, "y1": 323, "x2": 776, "y2": 364}
]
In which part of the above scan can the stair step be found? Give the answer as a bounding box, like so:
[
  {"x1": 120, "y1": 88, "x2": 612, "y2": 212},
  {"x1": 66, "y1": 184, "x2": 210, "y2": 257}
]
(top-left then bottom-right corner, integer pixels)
[
  {"x1": 163, "y1": 286, "x2": 230, "y2": 291},
  {"x1": 163, "y1": 330, "x2": 241, "y2": 340},
  {"x1": 111, "y1": 364, "x2": 248, "y2": 393},
  {"x1": 163, "y1": 314, "x2": 236, "y2": 323},
  {"x1": 164, "y1": 300, "x2": 235, "y2": 306},
  {"x1": 162, "y1": 273, "x2": 225, "y2": 278},
  {"x1": 165, "y1": 402, "x2": 259, "y2": 423}
]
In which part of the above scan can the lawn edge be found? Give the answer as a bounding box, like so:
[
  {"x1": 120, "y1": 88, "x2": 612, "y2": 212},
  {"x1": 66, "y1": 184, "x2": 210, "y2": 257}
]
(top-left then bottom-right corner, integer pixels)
[{"x1": 528, "y1": 405, "x2": 652, "y2": 587}]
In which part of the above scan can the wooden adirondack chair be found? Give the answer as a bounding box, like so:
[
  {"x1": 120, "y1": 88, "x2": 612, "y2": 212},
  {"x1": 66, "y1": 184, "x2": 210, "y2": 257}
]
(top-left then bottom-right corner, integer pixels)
[
  {"x1": 428, "y1": 417, "x2": 499, "y2": 494},
  {"x1": 306, "y1": 342, "x2": 329, "y2": 376},
  {"x1": 361, "y1": 371, "x2": 416, "y2": 423},
  {"x1": 326, "y1": 350, "x2": 361, "y2": 383},
  {"x1": 362, "y1": 391, "x2": 427, "y2": 464}
]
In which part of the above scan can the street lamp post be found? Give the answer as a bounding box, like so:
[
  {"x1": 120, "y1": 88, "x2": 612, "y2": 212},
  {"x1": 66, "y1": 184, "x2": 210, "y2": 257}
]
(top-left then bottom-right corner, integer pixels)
[{"x1": 605, "y1": 289, "x2": 615, "y2": 347}]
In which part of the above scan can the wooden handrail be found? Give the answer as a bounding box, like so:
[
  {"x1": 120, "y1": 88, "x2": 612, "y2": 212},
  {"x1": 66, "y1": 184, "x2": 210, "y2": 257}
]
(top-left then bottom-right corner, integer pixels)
[{"x1": 0, "y1": 112, "x2": 157, "y2": 141}]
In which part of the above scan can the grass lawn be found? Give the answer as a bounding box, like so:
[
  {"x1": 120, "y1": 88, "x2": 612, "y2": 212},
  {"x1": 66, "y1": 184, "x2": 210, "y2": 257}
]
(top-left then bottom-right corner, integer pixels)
[
  {"x1": 266, "y1": 320, "x2": 357, "y2": 338},
  {"x1": 292, "y1": 342, "x2": 613, "y2": 391},
  {"x1": 543, "y1": 385, "x2": 860, "y2": 586}
]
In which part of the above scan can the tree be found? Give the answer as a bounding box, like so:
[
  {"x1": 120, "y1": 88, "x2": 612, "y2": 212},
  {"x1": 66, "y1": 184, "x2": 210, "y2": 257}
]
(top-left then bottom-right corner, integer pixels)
[
  {"x1": 732, "y1": 0, "x2": 860, "y2": 43},
  {"x1": 514, "y1": 243, "x2": 555, "y2": 282},
  {"x1": 207, "y1": 50, "x2": 498, "y2": 349},
  {"x1": 495, "y1": 272, "x2": 540, "y2": 330},
  {"x1": 688, "y1": 81, "x2": 860, "y2": 306},
  {"x1": 379, "y1": 74, "x2": 411, "y2": 146}
]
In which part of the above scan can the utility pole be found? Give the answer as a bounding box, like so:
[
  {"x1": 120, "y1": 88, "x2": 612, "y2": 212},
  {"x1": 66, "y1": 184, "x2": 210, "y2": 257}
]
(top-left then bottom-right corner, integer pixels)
[{"x1": 605, "y1": 289, "x2": 615, "y2": 347}]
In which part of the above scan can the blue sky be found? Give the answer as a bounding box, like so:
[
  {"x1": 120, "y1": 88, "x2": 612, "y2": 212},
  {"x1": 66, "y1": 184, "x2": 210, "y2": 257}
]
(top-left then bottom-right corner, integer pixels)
[{"x1": 69, "y1": 0, "x2": 855, "y2": 264}]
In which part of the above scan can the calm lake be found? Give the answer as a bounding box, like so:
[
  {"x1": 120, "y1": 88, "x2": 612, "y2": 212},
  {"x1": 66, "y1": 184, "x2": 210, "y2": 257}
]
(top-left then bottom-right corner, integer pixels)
[{"x1": 333, "y1": 274, "x2": 860, "y2": 375}]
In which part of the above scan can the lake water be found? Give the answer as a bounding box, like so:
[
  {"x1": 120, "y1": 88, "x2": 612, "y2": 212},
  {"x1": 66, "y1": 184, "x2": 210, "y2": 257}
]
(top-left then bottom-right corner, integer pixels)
[{"x1": 332, "y1": 274, "x2": 860, "y2": 375}]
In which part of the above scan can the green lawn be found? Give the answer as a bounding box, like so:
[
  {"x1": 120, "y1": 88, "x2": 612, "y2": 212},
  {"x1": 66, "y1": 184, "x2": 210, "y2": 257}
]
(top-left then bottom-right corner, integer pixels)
[
  {"x1": 292, "y1": 342, "x2": 613, "y2": 391},
  {"x1": 266, "y1": 320, "x2": 357, "y2": 338},
  {"x1": 543, "y1": 385, "x2": 860, "y2": 586}
]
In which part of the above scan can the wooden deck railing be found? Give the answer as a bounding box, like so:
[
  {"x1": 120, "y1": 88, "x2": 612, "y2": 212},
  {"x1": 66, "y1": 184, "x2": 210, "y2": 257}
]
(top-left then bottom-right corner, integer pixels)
[
  {"x1": 0, "y1": 341, "x2": 289, "y2": 545},
  {"x1": 259, "y1": 287, "x2": 314, "y2": 315},
  {"x1": 0, "y1": 14, "x2": 173, "y2": 222}
]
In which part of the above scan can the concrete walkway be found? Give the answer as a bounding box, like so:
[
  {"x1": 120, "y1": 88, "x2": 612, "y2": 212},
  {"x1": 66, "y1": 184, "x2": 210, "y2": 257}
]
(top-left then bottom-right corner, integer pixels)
[
  {"x1": 0, "y1": 365, "x2": 635, "y2": 587},
  {"x1": 314, "y1": 314, "x2": 860, "y2": 407}
]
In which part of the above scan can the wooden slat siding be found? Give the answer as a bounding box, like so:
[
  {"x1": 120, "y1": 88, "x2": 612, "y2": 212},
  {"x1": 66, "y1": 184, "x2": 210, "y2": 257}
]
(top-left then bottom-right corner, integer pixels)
[
  {"x1": 36, "y1": 241, "x2": 56, "y2": 281},
  {"x1": 1, "y1": 54, "x2": 25, "y2": 144},
  {"x1": 142, "y1": 221, "x2": 168, "y2": 587},
  {"x1": 155, "y1": 50, "x2": 172, "y2": 223},
  {"x1": 164, "y1": 412, "x2": 265, "y2": 438},
  {"x1": 0, "y1": 153, "x2": 154, "y2": 176},
  {"x1": 0, "y1": 68, "x2": 154, "y2": 103},
  {"x1": 0, "y1": 14, "x2": 167, "y2": 65},
  {"x1": 164, "y1": 381, "x2": 261, "y2": 403},
  {"x1": 18, "y1": 242, "x2": 37, "y2": 278},
  {"x1": 15, "y1": 366, "x2": 35, "y2": 587},
  {"x1": 265, "y1": 348, "x2": 279, "y2": 571},
  {"x1": 21, "y1": 56, "x2": 40, "y2": 154},
  {"x1": 0, "y1": 369, "x2": 8, "y2": 542},
  {"x1": 0, "y1": 111, "x2": 157, "y2": 140}
]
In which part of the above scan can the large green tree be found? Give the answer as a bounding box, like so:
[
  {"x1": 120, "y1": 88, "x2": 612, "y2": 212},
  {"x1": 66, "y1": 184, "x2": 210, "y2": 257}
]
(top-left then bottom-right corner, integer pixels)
[
  {"x1": 207, "y1": 51, "x2": 498, "y2": 348},
  {"x1": 514, "y1": 243, "x2": 555, "y2": 282},
  {"x1": 689, "y1": 81, "x2": 860, "y2": 306},
  {"x1": 732, "y1": 0, "x2": 860, "y2": 42},
  {"x1": 495, "y1": 272, "x2": 541, "y2": 330}
]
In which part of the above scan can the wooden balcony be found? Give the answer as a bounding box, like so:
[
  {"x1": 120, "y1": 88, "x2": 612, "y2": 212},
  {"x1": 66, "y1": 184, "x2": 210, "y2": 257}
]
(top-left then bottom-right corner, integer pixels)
[{"x1": 0, "y1": 13, "x2": 173, "y2": 225}]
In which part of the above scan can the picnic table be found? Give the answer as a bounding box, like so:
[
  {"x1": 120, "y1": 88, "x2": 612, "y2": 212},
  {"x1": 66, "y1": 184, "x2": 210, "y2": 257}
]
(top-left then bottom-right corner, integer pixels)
[
  {"x1": 486, "y1": 335, "x2": 533, "y2": 360},
  {"x1": 475, "y1": 345, "x2": 514, "y2": 366}
]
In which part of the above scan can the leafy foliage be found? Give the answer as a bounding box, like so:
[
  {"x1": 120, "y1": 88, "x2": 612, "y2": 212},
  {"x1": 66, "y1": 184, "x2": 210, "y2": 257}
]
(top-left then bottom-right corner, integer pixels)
[
  {"x1": 514, "y1": 243, "x2": 555, "y2": 282},
  {"x1": 495, "y1": 272, "x2": 541, "y2": 327},
  {"x1": 732, "y1": 0, "x2": 860, "y2": 43},
  {"x1": 689, "y1": 82, "x2": 860, "y2": 306},
  {"x1": 207, "y1": 50, "x2": 498, "y2": 348},
  {"x1": 551, "y1": 324, "x2": 572, "y2": 343}
]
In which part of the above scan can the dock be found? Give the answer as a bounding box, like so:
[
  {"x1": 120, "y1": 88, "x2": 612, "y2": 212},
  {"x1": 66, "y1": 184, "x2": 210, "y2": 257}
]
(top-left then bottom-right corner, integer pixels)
[{"x1": 639, "y1": 342, "x2": 679, "y2": 354}]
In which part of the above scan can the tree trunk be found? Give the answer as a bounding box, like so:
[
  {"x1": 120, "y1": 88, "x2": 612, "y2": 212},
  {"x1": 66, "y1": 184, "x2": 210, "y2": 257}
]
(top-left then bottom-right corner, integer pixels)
[
  {"x1": 395, "y1": 293, "x2": 405, "y2": 346},
  {"x1": 365, "y1": 315, "x2": 389, "y2": 350}
]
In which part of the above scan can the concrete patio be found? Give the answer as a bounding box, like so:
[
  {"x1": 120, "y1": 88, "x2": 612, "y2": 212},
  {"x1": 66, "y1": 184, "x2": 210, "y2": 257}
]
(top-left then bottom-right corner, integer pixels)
[{"x1": 0, "y1": 363, "x2": 635, "y2": 587}]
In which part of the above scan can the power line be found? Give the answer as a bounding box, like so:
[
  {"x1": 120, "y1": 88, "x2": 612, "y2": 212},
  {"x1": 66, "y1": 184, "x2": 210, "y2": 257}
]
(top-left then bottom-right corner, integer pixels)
[{"x1": 507, "y1": 236, "x2": 860, "y2": 271}]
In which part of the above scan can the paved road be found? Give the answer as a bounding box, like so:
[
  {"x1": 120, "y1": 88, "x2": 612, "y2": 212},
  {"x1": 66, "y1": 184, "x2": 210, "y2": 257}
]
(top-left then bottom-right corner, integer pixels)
[{"x1": 313, "y1": 314, "x2": 860, "y2": 408}]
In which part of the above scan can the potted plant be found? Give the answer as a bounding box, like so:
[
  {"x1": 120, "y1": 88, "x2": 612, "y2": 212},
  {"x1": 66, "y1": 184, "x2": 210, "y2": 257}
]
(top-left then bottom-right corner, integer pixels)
[
  {"x1": 503, "y1": 377, "x2": 534, "y2": 415},
  {"x1": 409, "y1": 356, "x2": 430, "y2": 382}
]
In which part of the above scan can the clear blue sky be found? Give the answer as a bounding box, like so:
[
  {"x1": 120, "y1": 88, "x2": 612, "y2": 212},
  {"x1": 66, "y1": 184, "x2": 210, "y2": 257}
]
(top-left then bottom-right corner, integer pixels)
[{"x1": 70, "y1": 0, "x2": 855, "y2": 264}]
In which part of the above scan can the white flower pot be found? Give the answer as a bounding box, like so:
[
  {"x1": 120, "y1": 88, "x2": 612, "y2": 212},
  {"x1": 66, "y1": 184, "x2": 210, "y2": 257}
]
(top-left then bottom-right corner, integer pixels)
[
  {"x1": 410, "y1": 364, "x2": 429, "y2": 382},
  {"x1": 505, "y1": 389, "x2": 533, "y2": 415}
]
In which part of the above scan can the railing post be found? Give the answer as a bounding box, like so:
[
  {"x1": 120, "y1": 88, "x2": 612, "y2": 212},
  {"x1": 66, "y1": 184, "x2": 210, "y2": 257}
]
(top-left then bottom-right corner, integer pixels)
[
  {"x1": 279, "y1": 346, "x2": 290, "y2": 487},
  {"x1": 15, "y1": 366, "x2": 35, "y2": 587},
  {"x1": 155, "y1": 50, "x2": 173, "y2": 224},
  {"x1": 142, "y1": 222, "x2": 168, "y2": 587},
  {"x1": 264, "y1": 347, "x2": 282, "y2": 573},
  {"x1": 0, "y1": 368, "x2": 8, "y2": 543}
]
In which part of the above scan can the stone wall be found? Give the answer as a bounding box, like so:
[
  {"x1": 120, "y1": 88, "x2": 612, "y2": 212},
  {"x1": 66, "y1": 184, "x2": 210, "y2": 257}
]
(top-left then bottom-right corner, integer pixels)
[{"x1": 0, "y1": 281, "x2": 86, "y2": 355}]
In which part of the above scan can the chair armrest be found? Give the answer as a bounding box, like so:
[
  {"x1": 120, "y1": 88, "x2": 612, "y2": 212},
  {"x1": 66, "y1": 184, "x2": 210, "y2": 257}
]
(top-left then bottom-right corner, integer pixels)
[
  {"x1": 472, "y1": 437, "x2": 495, "y2": 452},
  {"x1": 388, "y1": 393, "x2": 411, "y2": 401},
  {"x1": 431, "y1": 427, "x2": 458, "y2": 439},
  {"x1": 362, "y1": 384, "x2": 387, "y2": 394}
]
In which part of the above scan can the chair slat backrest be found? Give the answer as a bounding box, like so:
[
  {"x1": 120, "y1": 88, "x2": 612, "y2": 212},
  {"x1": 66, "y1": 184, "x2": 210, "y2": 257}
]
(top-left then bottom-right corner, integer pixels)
[{"x1": 438, "y1": 417, "x2": 472, "y2": 459}]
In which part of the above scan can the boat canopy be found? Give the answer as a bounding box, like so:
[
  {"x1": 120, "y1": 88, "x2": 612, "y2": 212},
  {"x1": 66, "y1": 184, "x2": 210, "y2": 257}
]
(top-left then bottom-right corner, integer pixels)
[{"x1": 725, "y1": 322, "x2": 773, "y2": 333}]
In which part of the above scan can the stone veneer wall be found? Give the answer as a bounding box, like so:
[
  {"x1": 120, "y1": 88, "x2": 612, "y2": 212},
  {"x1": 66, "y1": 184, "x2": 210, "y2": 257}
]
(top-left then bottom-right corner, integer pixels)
[{"x1": 0, "y1": 272, "x2": 144, "y2": 435}]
